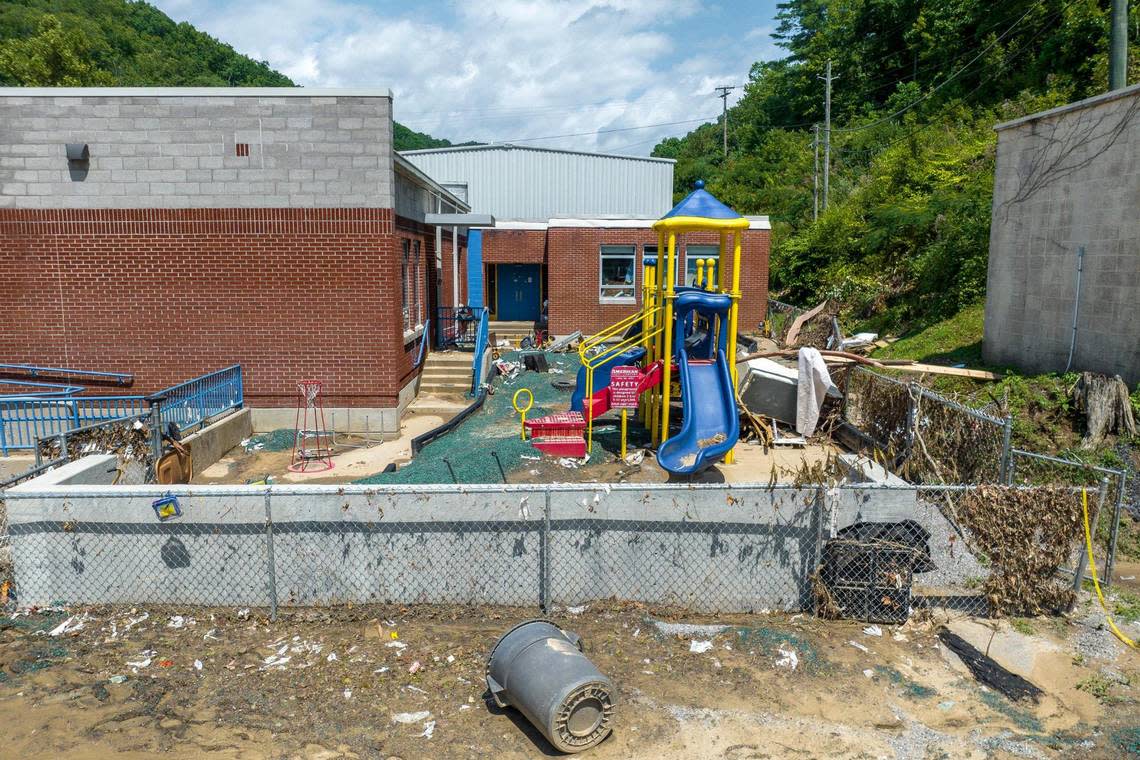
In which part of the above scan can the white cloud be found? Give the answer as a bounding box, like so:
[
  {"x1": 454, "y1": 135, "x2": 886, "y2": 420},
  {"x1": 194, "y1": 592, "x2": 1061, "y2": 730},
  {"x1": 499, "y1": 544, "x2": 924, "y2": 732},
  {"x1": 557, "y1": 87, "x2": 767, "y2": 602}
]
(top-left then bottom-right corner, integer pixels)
[{"x1": 153, "y1": 0, "x2": 777, "y2": 154}]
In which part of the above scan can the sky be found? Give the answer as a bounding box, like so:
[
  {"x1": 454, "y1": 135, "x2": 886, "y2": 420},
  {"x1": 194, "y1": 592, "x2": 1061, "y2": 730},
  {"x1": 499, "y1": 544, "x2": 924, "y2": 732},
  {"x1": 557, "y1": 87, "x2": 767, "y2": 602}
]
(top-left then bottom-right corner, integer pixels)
[{"x1": 152, "y1": 0, "x2": 784, "y2": 155}]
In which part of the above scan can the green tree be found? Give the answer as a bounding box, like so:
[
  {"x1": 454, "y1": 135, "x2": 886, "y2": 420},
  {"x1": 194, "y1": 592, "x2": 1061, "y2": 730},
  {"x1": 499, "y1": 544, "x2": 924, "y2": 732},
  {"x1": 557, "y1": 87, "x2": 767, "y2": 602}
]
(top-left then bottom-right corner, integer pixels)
[{"x1": 0, "y1": 14, "x2": 112, "y2": 85}]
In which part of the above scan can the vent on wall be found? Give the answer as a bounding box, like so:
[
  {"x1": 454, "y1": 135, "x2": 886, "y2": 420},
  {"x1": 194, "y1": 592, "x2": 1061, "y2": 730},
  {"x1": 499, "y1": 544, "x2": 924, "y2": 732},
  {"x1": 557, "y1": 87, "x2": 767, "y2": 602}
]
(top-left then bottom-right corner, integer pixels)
[{"x1": 236, "y1": 143, "x2": 250, "y2": 157}]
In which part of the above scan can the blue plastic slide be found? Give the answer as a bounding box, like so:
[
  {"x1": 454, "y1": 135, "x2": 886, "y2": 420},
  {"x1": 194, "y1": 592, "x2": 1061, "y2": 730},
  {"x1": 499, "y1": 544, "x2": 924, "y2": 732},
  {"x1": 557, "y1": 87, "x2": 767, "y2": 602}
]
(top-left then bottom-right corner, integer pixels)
[{"x1": 657, "y1": 292, "x2": 740, "y2": 475}]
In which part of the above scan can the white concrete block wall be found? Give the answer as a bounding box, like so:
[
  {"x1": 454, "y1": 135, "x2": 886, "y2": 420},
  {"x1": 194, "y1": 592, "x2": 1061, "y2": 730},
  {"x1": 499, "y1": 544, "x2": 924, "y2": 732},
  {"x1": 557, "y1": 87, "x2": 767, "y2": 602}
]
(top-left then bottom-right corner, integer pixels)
[
  {"x1": 0, "y1": 88, "x2": 394, "y2": 209},
  {"x1": 985, "y1": 85, "x2": 1140, "y2": 383}
]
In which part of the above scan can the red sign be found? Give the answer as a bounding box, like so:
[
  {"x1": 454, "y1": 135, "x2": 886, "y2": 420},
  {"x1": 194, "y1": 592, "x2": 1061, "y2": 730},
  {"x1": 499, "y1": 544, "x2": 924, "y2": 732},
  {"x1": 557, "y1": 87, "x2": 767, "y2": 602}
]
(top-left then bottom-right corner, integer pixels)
[{"x1": 609, "y1": 366, "x2": 642, "y2": 409}]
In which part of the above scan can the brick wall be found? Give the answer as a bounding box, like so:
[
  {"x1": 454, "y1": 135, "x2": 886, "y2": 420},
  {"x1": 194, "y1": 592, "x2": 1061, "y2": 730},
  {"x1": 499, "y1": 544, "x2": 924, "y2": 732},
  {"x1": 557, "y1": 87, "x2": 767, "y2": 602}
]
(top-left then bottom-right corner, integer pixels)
[
  {"x1": 0, "y1": 207, "x2": 415, "y2": 409},
  {"x1": 546, "y1": 227, "x2": 770, "y2": 336},
  {"x1": 481, "y1": 228, "x2": 546, "y2": 264}
]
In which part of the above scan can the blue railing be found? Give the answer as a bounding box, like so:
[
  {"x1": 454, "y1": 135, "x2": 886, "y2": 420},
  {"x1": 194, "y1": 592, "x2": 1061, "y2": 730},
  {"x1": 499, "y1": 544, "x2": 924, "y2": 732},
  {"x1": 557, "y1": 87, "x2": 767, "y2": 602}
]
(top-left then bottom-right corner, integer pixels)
[
  {"x1": 0, "y1": 395, "x2": 147, "y2": 455},
  {"x1": 469, "y1": 307, "x2": 490, "y2": 395},
  {"x1": 150, "y1": 365, "x2": 244, "y2": 435},
  {"x1": 413, "y1": 319, "x2": 431, "y2": 369},
  {"x1": 0, "y1": 363, "x2": 133, "y2": 385},
  {"x1": 0, "y1": 365, "x2": 243, "y2": 455}
]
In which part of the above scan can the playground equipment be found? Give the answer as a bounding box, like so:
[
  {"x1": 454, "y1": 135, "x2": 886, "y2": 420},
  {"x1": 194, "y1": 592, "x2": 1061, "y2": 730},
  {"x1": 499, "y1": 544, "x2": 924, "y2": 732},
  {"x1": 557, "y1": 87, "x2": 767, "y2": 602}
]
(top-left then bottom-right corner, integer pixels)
[
  {"x1": 290, "y1": 379, "x2": 334, "y2": 472},
  {"x1": 524, "y1": 180, "x2": 747, "y2": 475}
]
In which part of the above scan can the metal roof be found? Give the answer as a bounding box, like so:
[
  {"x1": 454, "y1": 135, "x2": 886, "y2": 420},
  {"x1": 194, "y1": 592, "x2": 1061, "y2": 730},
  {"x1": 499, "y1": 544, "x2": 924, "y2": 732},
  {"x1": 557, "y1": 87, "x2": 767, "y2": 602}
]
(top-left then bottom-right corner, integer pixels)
[
  {"x1": 401, "y1": 143, "x2": 675, "y2": 221},
  {"x1": 402, "y1": 142, "x2": 675, "y2": 164}
]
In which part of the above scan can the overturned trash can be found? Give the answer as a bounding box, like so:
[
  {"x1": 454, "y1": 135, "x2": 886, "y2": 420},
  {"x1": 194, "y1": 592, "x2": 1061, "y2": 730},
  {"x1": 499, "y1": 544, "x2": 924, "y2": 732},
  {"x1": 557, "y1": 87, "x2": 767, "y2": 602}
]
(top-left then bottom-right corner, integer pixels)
[{"x1": 486, "y1": 619, "x2": 615, "y2": 753}]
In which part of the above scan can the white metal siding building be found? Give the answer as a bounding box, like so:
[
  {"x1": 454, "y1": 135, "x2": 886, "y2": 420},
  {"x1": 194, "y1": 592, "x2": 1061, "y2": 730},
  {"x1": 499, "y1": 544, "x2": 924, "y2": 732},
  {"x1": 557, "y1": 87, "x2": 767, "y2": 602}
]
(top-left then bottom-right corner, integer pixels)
[{"x1": 401, "y1": 144, "x2": 675, "y2": 221}]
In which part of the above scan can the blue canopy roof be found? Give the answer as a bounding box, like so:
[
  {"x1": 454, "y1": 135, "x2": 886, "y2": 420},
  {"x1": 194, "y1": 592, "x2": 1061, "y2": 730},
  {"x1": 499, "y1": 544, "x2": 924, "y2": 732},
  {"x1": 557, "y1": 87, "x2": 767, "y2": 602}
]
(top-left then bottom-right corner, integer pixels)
[{"x1": 661, "y1": 180, "x2": 743, "y2": 220}]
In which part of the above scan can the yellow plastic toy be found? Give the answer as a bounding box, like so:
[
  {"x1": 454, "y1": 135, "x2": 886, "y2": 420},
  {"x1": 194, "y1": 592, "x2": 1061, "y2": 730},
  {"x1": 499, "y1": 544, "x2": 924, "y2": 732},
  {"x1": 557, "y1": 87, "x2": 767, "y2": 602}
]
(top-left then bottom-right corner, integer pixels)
[{"x1": 512, "y1": 388, "x2": 534, "y2": 440}]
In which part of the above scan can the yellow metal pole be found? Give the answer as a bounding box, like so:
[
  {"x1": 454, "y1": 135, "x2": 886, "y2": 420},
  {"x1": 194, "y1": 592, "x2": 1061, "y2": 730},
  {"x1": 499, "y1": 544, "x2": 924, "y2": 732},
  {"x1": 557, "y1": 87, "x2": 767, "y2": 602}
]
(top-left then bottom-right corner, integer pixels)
[
  {"x1": 640, "y1": 261, "x2": 655, "y2": 425},
  {"x1": 659, "y1": 232, "x2": 677, "y2": 444},
  {"x1": 725, "y1": 231, "x2": 742, "y2": 464},
  {"x1": 706, "y1": 260, "x2": 716, "y2": 292},
  {"x1": 695, "y1": 258, "x2": 705, "y2": 289},
  {"x1": 718, "y1": 232, "x2": 728, "y2": 293},
  {"x1": 586, "y1": 367, "x2": 594, "y2": 453},
  {"x1": 652, "y1": 231, "x2": 666, "y2": 445},
  {"x1": 620, "y1": 408, "x2": 628, "y2": 460}
]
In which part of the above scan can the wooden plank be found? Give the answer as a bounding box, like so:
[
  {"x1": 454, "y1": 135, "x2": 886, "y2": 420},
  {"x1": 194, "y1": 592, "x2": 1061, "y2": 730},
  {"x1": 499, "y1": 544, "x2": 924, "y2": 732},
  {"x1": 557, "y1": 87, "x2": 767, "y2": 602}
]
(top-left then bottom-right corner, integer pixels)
[{"x1": 888, "y1": 363, "x2": 1001, "y2": 380}]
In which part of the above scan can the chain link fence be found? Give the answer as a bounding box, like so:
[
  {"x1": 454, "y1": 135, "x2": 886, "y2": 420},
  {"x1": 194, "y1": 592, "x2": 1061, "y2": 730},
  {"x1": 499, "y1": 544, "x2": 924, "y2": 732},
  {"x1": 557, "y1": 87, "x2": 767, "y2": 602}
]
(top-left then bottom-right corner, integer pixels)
[{"x1": 3, "y1": 482, "x2": 1105, "y2": 622}]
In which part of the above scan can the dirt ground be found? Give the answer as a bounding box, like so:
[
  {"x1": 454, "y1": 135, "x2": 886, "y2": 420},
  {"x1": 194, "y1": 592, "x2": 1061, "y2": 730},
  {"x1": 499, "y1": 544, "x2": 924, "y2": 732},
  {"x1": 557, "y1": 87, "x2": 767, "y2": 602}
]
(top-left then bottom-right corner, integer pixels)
[{"x1": 2, "y1": 599, "x2": 1137, "y2": 759}]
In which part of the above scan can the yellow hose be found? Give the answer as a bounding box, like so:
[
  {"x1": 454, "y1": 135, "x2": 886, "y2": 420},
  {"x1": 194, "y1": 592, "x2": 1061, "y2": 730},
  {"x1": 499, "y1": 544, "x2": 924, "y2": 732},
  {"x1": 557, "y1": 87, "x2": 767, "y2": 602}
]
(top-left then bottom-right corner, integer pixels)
[{"x1": 1080, "y1": 488, "x2": 1137, "y2": 649}]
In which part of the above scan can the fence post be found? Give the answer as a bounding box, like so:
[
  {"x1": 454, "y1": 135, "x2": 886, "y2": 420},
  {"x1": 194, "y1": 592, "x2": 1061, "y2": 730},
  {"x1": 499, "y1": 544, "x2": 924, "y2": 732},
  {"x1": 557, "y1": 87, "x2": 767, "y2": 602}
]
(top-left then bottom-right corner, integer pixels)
[
  {"x1": 904, "y1": 384, "x2": 918, "y2": 458},
  {"x1": 812, "y1": 484, "x2": 826, "y2": 615},
  {"x1": 1072, "y1": 477, "x2": 1109, "y2": 597},
  {"x1": 541, "y1": 488, "x2": 551, "y2": 613},
  {"x1": 1103, "y1": 472, "x2": 1126, "y2": 588},
  {"x1": 147, "y1": 396, "x2": 164, "y2": 481},
  {"x1": 999, "y1": 415, "x2": 1013, "y2": 484},
  {"x1": 265, "y1": 488, "x2": 278, "y2": 622}
]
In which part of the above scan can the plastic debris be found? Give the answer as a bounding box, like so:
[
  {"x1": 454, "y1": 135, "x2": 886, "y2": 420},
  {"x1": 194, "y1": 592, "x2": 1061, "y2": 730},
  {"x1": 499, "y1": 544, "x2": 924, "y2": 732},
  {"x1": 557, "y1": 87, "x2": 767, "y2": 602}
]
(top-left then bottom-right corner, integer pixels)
[
  {"x1": 393, "y1": 711, "x2": 432, "y2": 724},
  {"x1": 387, "y1": 641, "x2": 407, "y2": 650},
  {"x1": 566, "y1": 605, "x2": 587, "y2": 615},
  {"x1": 775, "y1": 647, "x2": 799, "y2": 670},
  {"x1": 168, "y1": 616, "x2": 186, "y2": 629},
  {"x1": 689, "y1": 640, "x2": 715, "y2": 654},
  {"x1": 419, "y1": 720, "x2": 436, "y2": 739},
  {"x1": 326, "y1": 653, "x2": 338, "y2": 662},
  {"x1": 654, "y1": 621, "x2": 729, "y2": 637},
  {"x1": 623, "y1": 449, "x2": 645, "y2": 466},
  {"x1": 863, "y1": 625, "x2": 883, "y2": 637},
  {"x1": 343, "y1": 688, "x2": 352, "y2": 700},
  {"x1": 374, "y1": 667, "x2": 390, "y2": 674},
  {"x1": 446, "y1": 654, "x2": 456, "y2": 664},
  {"x1": 133, "y1": 419, "x2": 145, "y2": 430},
  {"x1": 849, "y1": 640, "x2": 870, "y2": 653},
  {"x1": 203, "y1": 628, "x2": 219, "y2": 641},
  {"x1": 237, "y1": 608, "x2": 250, "y2": 620},
  {"x1": 49, "y1": 613, "x2": 90, "y2": 637},
  {"x1": 863, "y1": 669, "x2": 875, "y2": 678},
  {"x1": 194, "y1": 660, "x2": 203, "y2": 671},
  {"x1": 409, "y1": 660, "x2": 423, "y2": 674},
  {"x1": 127, "y1": 650, "x2": 155, "y2": 671},
  {"x1": 109, "y1": 675, "x2": 128, "y2": 684}
]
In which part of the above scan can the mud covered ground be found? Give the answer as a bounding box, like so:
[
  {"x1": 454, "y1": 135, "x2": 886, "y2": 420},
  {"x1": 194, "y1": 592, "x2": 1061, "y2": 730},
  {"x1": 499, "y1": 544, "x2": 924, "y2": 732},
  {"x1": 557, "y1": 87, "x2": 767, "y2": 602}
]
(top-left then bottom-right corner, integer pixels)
[{"x1": 1, "y1": 600, "x2": 1137, "y2": 759}]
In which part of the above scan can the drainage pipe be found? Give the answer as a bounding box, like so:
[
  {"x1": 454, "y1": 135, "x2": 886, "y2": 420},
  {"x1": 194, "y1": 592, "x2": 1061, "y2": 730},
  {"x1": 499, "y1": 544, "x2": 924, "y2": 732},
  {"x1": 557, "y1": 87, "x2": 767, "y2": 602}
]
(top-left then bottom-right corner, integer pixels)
[{"x1": 1064, "y1": 245, "x2": 1085, "y2": 372}]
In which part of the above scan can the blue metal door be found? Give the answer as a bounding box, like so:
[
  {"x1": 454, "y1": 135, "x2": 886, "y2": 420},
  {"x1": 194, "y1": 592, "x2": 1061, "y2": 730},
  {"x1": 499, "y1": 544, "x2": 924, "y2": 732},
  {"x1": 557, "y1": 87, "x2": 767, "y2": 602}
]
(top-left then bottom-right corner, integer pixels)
[{"x1": 497, "y1": 264, "x2": 541, "y2": 321}]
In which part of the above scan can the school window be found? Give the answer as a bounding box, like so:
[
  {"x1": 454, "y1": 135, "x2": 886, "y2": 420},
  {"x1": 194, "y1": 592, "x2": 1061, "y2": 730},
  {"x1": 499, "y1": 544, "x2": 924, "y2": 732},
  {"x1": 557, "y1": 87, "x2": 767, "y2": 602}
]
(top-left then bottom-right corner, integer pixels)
[
  {"x1": 684, "y1": 245, "x2": 720, "y2": 287},
  {"x1": 413, "y1": 240, "x2": 424, "y2": 326},
  {"x1": 401, "y1": 239, "x2": 412, "y2": 332},
  {"x1": 599, "y1": 245, "x2": 636, "y2": 302}
]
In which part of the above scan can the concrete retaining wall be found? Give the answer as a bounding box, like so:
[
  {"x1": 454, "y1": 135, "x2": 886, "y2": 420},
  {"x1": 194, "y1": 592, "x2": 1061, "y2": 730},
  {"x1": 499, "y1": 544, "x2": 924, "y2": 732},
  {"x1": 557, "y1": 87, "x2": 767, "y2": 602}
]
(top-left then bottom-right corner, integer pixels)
[
  {"x1": 181, "y1": 408, "x2": 252, "y2": 472},
  {"x1": 4, "y1": 471, "x2": 984, "y2": 611}
]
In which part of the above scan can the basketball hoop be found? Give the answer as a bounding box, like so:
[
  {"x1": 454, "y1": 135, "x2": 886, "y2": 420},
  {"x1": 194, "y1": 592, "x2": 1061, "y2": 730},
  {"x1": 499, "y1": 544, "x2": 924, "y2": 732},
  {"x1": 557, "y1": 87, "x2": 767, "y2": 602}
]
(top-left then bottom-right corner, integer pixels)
[{"x1": 289, "y1": 379, "x2": 334, "y2": 472}]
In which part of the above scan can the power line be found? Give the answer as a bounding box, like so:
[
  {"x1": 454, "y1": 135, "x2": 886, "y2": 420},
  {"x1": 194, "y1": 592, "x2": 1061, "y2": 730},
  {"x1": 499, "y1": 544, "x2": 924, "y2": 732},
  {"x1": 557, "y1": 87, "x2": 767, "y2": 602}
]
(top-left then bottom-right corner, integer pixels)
[
  {"x1": 494, "y1": 115, "x2": 718, "y2": 144},
  {"x1": 833, "y1": 2, "x2": 1047, "y2": 134}
]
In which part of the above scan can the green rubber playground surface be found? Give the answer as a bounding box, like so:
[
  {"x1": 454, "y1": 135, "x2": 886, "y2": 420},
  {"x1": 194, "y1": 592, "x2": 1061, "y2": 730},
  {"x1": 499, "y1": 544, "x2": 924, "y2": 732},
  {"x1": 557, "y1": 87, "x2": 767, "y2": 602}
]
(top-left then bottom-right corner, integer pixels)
[{"x1": 355, "y1": 351, "x2": 647, "y2": 485}]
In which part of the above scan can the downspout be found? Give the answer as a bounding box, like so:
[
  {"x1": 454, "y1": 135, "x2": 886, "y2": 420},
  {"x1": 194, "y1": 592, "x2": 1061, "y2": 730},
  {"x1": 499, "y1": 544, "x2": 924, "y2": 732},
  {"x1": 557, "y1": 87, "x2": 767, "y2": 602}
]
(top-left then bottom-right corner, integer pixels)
[{"x1": 1064, "y1": 245, "x2": 1085, "y2": 372}]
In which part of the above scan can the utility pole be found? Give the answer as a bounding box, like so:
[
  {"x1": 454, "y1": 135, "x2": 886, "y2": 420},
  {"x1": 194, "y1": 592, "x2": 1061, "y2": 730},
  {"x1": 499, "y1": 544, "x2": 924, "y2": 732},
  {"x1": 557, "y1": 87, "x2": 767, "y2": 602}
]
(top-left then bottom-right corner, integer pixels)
[
  {"x1": 817, "y1": 60, "x2": 837, "y2": 210},
  {"x1": 812, "y1": 124, "x2": 820, "y2": 221},
  {"x1": 715, "y1": 85, "x2": 736, "y2": 158},
  {"x1": 1109, "y1": 0, "x2": 1128, "y2": 91}
]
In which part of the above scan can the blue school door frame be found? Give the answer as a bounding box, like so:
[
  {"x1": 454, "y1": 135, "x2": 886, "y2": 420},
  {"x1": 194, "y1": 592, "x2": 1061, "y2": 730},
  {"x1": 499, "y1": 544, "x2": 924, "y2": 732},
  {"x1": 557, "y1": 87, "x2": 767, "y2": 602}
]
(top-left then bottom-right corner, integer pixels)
[{"x1": 496, "y1": 264, "x2": 542, "y2": 321}]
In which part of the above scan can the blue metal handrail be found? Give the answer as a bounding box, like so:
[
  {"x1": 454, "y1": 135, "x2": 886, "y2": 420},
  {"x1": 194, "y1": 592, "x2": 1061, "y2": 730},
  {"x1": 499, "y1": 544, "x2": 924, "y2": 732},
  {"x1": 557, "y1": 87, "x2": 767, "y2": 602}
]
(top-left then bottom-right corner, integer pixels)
[
  {"x1": 469, "y1": 307, "x2": 490, "y2": 395},
  {"x1": 149, "y1": 364, "x2": 243, "y2": 435},
  {"x1": 0, "y1": 379, "x2": 87, "y2": 398},
  {"x1": 0, "y1": 363, "x2": 133, "y2": 385},
  {"x1": 414, "y1": 319, "x2": 431, "y2": 369}
]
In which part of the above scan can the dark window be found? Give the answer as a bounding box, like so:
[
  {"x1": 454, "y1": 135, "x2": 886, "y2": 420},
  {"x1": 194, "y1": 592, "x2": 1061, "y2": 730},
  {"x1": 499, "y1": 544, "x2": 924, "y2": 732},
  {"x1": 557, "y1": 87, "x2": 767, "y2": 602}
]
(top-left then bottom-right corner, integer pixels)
[{"x1": 236, "y1": 143, "x2": 250, "y2": 157}]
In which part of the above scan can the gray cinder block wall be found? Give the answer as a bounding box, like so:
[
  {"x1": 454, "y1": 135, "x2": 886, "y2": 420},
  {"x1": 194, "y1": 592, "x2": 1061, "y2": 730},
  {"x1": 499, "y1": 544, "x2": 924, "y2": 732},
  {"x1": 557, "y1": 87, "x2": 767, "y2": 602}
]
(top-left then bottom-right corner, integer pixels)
[
  {"x1": 0, "y1": 87, "x2": 395, "y2": 208},
  {"x1": 984, "y1": 84, "x2": 1140, "y2": 384}
]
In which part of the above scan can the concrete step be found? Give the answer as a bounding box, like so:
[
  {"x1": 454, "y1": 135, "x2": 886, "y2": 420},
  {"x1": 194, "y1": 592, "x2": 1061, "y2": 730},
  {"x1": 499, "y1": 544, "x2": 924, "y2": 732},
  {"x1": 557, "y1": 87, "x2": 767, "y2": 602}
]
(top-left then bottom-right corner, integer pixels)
[
  {"x1": 425, "y1": 356, "x2": 474, "y2": 368},
  {"x1": 409, "y1": 398, "x2": 471, "y2": 415},
  {"x1": 419, "y1": 381, "x2": 471, "y2": 394},
  {"x1": 421, "y1": 369, "x2": 472, "y2": 380}
]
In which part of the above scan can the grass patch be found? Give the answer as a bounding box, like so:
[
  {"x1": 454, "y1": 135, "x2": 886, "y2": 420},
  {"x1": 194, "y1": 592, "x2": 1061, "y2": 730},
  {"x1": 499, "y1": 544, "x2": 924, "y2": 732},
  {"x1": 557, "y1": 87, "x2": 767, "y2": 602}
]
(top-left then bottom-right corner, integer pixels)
[
  {"x1": 1076, "y1": 674, "x2": 1118, "y2": 702},
  {"x1": 1113, "y1": 589, "x2": 1140, "y2": 622},
  {"x1": 871, "y1": 302, "x2": 985, "y2": 365},
  {"x1": 1010, "y1": 618, "x2": 1036, "y2": 636}
]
